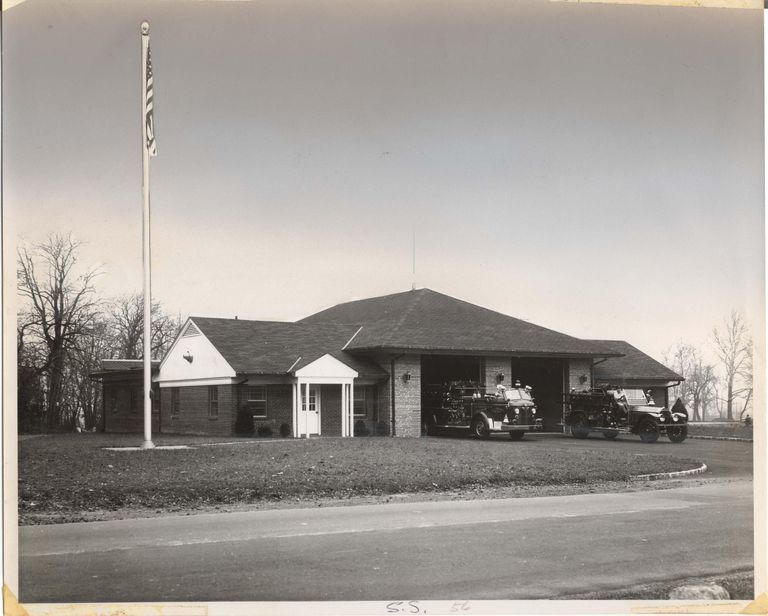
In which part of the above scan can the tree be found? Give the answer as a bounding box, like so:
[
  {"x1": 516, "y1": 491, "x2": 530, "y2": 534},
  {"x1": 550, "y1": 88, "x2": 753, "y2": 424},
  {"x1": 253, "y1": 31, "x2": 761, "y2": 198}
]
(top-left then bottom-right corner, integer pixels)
[
  {"x1": 664, "y1": 343, "x2": 717, "y2": 422},
  {"x1": 107, "y1": 292, "x2": 180, "y2": 360},
  {"x1": 17, "y1": 234, "x2": 101, "y2": 430},
  {"x1": 712, "y1": 311, "x2": 752, "y2": 421},
  {"x1": 737, "y1": 344, "x2": 753, "y2": 420},
  {"x1": 66, "y1": 318, "x2": 113, "y2": 431},
  {"x1": 17, "y1": 319, "x2": 46, "y2": 432}
]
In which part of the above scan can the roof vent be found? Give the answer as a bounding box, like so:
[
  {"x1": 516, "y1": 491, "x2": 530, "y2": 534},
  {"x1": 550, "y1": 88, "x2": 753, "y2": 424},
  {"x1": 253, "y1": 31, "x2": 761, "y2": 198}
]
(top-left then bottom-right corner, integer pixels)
[{"x1": 182, "y1": 322, "x2": 201, "y2": 337}]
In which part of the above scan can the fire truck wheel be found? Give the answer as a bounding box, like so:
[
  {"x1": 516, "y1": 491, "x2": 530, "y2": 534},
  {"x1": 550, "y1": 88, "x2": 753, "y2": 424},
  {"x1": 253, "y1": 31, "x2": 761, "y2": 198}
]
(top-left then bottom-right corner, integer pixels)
[
  {"x1": 509, "y1": 431, "x2": 525, "y2": 441},
  {"x1": 603, "y1": 430, "x2": 619, "y2": 439},
  {"x1": 471, "y1": 416, "x2": 490, "y2": 440},
  {"x1": 638, "y1": 419, "x2": 660, "y2": 443},
  {"x1": 570, "y1": 413, "x2": 590, "y2": 439},
  {"x1": 667, "y1": 425, "x2": 687, "y2": 443}
]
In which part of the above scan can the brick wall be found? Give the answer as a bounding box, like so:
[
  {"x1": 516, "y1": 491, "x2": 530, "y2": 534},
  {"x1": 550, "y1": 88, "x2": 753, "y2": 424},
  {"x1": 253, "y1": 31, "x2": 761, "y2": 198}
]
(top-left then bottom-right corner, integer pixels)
[
  {"x1": 159, "y1": 384, "x2": 236, "y2": 436},
  {"x1": 567, "y1": 359, "x2": 592, "y2": 391},
  {"x1": 103, "y1": 380, "x2": 160, "y2": 433},
  {"x1": 392, "y1": 354, "x2": 421, "y2": 437},
  {"x1": 236, "y1": 384, "x2": 294, "y2": 436},
  {"x1": 484, "y1": 357, "x2": 510, "y2": 391}
]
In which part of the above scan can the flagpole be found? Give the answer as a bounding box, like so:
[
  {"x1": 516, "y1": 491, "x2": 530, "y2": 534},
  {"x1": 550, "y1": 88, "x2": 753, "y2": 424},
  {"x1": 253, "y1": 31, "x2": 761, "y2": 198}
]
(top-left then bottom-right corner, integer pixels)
[{"x1": 140, "y1": 21, "x2": 155, "y2": 449}]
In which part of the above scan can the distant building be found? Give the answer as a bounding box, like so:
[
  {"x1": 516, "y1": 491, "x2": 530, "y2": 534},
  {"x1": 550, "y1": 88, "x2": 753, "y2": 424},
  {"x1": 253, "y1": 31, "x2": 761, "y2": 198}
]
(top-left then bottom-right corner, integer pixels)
[{"x1": 93, "y1": 288, "x2": 682, "y2": 436}]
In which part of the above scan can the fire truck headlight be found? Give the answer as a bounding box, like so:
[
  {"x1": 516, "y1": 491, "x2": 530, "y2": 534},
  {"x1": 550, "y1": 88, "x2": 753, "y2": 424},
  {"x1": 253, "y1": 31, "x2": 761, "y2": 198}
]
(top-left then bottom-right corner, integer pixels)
[
  {"x1": 531, "y1": 407, "x2": 537, "y2": 414},
  {"x1": 514, "y1": 408, "x2": 520, "y2": 415}
]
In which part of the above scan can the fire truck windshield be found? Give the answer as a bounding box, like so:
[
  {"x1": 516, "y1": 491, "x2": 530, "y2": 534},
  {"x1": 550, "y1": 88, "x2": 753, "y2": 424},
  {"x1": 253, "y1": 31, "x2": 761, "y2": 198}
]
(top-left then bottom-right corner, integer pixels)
[{"x1": 503, "y1": 388, "x2": 532, "y2": 402}]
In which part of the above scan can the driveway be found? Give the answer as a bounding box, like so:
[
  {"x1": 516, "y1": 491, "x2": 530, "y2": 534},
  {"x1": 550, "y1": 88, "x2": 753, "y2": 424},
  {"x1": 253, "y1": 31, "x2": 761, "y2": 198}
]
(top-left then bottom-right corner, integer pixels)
[{"x1": 467, "y1": 431, "x2": 753, "y2": 478}]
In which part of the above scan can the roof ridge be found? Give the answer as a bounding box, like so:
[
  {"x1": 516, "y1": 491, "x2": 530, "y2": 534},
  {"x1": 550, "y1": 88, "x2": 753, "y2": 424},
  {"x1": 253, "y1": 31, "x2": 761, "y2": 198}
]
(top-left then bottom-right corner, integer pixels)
[
  {"x1": 427, "y1": 290, "x2": 590, "y2": 343},
  {"x1": 191, "y1": 316, "x2": 296, "y2": 325},
  {"x1": 300, "y1": 288, "x2": 430, "y2": 322},
  {"x1": 380, "y1": 289, "x2": 427, "y2": 346}
]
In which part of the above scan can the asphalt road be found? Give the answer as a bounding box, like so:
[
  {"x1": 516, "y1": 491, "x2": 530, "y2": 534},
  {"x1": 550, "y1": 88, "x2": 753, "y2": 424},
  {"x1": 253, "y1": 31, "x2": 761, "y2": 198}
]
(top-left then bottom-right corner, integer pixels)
[{"x1": 20, "y1": 435, "x2": 753, "y2": 603}]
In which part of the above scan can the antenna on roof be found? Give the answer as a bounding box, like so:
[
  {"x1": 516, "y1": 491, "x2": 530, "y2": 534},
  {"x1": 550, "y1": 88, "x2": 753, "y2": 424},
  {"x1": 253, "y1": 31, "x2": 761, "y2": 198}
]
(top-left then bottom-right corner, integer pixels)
[{"x1": 411, "y1": 228, "x2": 416, "y2": 291}]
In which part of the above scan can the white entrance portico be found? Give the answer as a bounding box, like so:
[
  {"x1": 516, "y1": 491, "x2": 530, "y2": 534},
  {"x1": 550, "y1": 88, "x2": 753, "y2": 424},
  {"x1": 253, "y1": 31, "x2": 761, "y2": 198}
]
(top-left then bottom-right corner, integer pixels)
[{"x1": 292, "y1": 354, "x2": 358, "y2": 438}]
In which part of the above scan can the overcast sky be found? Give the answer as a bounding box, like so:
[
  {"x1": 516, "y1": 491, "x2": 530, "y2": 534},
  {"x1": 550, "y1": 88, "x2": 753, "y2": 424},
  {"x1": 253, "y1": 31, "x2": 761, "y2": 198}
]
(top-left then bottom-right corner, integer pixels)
[{"x1": 4, "y1": 0, "x2": 763, "y2": 363}]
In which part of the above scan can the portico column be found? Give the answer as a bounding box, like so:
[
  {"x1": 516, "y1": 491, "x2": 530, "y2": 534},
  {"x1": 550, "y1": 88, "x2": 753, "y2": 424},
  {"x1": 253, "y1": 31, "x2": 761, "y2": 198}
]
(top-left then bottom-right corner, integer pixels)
[
  {"x1": 341, "y1": 382, "x2": 348, "y2": 437},
  {"x1": 349, "y1": 381, "x2": 354, "y2": 438},
  {"x1": 304, "y1": 381, "x2": 310, "y2": 439},
  {"x1": 346, "y1": 382, "x2": 351, "y2": 437},
  {"x1": 292, "y1": 381, "x2": 298, "y2": 438}
]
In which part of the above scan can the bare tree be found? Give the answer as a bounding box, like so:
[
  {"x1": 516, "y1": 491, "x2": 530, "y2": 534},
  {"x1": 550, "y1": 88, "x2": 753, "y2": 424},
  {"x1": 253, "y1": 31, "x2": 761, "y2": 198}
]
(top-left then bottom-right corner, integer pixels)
[
  {"x1": 17, "y1": 317, "x2": 47, "y2": 432},
  {"x1": 66, "y1": 318, "x2": 113, "y2": 430},
  {"x1": 737, "y1": 343, "x2": 753, "y2": 420},
  {"x1": 664, "y1": 342, "x2": 717, "y2": 422},
  {"x1": 689, "y1": 356, "x2": 718, "y2": 422},
  {"x1": 17, "y1": 234, "x2": 101, "y2": 430},
  {"x1": 107, "y1": 292, "x2": 180, "y2": 359},
  {"x1": 712, "y1": 311, "x2": 752, "y2": 421}
]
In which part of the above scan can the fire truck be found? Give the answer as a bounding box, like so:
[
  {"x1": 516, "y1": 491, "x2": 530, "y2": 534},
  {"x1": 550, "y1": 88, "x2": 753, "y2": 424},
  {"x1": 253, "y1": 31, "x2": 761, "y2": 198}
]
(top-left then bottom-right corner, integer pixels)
[
  {"x1": 423, "y1": 381, "x2": 544, "y2": 440},
  {"x1": 563, "y1": 387, "x2": 688, "y2": 443}
]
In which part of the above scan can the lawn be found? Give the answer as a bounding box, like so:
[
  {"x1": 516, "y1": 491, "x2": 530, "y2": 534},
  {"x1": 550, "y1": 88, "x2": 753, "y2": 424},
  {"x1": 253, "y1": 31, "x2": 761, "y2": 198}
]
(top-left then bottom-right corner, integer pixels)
[
  {"x1": 19, "y1": 433, "x2": 701, "y2": 525},
  {"x1": 687, "y1": 422, "x2": 753, "y2": 439}
]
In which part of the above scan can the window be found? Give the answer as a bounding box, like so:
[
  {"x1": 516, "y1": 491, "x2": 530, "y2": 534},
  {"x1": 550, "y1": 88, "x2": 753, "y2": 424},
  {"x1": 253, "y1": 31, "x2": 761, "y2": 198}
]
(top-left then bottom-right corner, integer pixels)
[
  {"x1": 130, "y1": 387, "x2": 138, "y2": 414},
  {"x1": 301, "y1": 386, "x2": 317, "y2": 412},
  {"x1": 171, "y1": 388, "x2": 180, "y2": 417},
  {"x1": 110, "y1": 388, "x2": 118, "y2": 414},
  {"x1": 353, "y1": 385, "x2": 378, "y2": 417},
  {"x1": 245, "y1": 386, "x2": 267, "y2": 418},
  {"x1": 208, "y1": 386, "x2": 219, "y2": 419}
]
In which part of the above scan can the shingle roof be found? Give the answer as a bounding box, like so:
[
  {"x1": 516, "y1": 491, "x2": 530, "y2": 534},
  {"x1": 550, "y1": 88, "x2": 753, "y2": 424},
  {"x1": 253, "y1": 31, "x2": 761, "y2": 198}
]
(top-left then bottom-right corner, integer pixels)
[
  {"x1": 301, "y1": 288, "x2": 618, "y2": 357},
  {"x1": 91, "y1": 359, "x2": 161, "y2": 379},
  {"x1": 189, "y1": 317, "x2": 387, "y2": 378},
  {"x1": 587, "y1": 339, "x2": 684, "y2": 383},
  {"x1": 99, "y1": 359, "x2": 160, "y2": 371}
]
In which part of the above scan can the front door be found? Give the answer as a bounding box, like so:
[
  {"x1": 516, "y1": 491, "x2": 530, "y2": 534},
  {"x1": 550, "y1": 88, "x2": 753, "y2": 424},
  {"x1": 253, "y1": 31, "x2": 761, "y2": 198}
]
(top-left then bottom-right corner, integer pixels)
[{"x1": 300, "y1": 385, "x2": 321, "y2": 435}]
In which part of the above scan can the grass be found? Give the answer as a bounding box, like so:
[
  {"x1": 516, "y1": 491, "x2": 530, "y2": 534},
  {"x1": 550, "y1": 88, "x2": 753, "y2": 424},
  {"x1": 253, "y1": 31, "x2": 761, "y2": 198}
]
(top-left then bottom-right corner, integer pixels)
[
  {"x1": 19, "y1": 433, "x2": 701, "y2": 525},
  {"x1": 687, "y1": 422, "x2": 753, "y2": 439}
]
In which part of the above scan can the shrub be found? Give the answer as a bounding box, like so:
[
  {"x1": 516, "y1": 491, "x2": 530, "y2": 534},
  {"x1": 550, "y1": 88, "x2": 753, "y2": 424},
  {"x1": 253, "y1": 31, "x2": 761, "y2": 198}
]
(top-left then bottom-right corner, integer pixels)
[
  {"x1": 235, "y1": 407, "x2": 255, "y2": 436},
  {"x1": 279, "y1": 422, "x2": 291, "y2": 438},
  {"x1": 743, "y1": 415, "x2": 753, "y2": 427},
  {"x1": 257, "y1": 424, "x2": 273, "y2": 438},
  {"x1": 354, "y1": 420, "x2": 370, "y2": 437},
  {"x1": 375, "y1": 420, "x2": 390, "y2": 436}
]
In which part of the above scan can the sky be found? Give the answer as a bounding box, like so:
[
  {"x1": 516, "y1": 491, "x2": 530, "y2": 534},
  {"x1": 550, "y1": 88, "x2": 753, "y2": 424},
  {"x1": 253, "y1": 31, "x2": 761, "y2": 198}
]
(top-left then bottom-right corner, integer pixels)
[{"x1": 3, "y1": 0, "x2": 764, "y2": 363}]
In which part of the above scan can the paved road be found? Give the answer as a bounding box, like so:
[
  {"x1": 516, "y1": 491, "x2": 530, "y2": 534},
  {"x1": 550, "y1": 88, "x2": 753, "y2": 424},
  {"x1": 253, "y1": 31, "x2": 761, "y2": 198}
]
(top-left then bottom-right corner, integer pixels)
[{"x1": 20, "y1": 478, "x2": 753, "y2": 602}]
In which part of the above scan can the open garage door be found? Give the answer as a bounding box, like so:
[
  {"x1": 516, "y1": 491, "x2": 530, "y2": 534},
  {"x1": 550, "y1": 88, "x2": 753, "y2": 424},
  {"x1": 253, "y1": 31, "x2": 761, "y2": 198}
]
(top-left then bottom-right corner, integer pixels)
[
  {"x1": 510, "y1": 358, "x2": 566, "y2": 431},
  {"x1": 421, "y1": 355, "x2": 483, "y2": 387},
  {"x1": 421, "y1": 355, "x2": 483, "y2": 428}
]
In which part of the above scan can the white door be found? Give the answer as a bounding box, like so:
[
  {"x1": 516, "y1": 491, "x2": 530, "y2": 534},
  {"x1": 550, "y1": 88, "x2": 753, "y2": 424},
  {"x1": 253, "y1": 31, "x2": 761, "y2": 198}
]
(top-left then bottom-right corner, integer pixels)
[{"x1": 300, "y1": 385, "x2": 320, "y2": 435}]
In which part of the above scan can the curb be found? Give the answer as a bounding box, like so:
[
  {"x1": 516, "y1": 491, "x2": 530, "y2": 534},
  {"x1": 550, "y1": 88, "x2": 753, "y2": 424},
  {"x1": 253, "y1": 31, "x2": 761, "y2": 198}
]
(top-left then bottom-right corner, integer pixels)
[
  {"x1": 687, "y1": 435, "x2": 753, "y2": 443},
  {"x1": 630, "y1": 462, "x2": 708, "y2": 482}
]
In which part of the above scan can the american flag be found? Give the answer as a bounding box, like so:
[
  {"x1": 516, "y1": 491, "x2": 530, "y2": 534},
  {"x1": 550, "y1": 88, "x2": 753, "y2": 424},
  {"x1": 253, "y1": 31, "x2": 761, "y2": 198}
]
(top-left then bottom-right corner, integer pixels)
[{"x1": 145, "y1": 43, "x2": 157, "y2": 156}]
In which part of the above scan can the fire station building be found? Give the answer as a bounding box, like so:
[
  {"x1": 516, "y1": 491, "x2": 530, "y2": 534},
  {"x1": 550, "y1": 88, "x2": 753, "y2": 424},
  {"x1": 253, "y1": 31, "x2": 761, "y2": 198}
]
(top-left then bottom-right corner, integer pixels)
[{"x1": 95, "y1": 288, "x2": 683, "y2": 437}]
